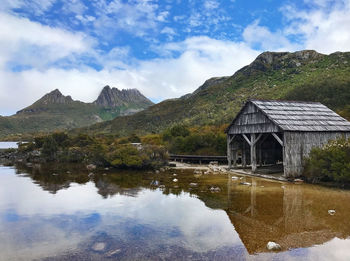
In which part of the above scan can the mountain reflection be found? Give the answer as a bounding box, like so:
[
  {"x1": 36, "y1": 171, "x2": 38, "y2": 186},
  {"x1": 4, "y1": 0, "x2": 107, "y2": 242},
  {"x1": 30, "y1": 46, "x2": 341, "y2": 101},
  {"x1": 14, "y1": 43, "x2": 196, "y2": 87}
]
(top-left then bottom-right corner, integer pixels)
[{"x1": 13, "y1": 163, "x2": 350, "y2": 255}]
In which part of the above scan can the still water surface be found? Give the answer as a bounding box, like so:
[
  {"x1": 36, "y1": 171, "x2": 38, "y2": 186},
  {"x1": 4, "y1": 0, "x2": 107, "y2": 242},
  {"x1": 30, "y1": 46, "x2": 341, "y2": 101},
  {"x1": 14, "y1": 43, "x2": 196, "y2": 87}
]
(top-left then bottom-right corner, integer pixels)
[
  {"x1": 0, "y1": 141, "x2": 18, "y2": 149},
  {"x1": 1, "y1": 163, "x2": 350, "y2": 260}
]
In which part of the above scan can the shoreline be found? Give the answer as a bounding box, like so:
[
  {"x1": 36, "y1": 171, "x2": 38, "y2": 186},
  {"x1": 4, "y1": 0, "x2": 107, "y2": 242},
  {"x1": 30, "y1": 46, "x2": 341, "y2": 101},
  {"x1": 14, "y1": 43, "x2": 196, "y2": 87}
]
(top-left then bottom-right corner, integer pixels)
[{"x1": 168, "y1": 161, "x2": 289, "y2": 183}]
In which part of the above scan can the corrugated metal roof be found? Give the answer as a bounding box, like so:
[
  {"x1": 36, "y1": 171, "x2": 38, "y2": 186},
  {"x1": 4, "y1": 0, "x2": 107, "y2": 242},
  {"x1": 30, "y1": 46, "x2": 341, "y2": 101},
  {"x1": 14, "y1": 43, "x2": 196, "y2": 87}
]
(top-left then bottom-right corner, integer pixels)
[{"x1": 250, "y1": 100, "x2": 350, "y2": 132}]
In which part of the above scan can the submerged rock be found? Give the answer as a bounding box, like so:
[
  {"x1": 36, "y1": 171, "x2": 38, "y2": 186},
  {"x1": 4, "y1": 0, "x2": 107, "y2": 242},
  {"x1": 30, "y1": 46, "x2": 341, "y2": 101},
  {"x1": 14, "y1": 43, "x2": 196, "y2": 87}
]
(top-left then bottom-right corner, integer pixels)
[
  {"x1": 294, "y1": 178, "x2": 304, "y2": 183},
  {"x1": 189, "y1": 183, "x2": 198, "y2": 187},
  {"x1": 266, "y1": 241, "x2": 281, "y2": 251},
  {"x1": 106, "y1": 248, "x2": 121, "y2": 257},
  {"x1": 194, "y1": 169, "x2": 202, "y2": 174},
  {"x1": 231, "y1": 176, "x2": 239, "y2": 180},
  {"x1": 209, "y1": 186, "x2": 221, "y2": 192},
  {"x1": 173, "y1": 178, "x2": 178, "y2": 182},
  {"x1": 239, "y1": 182, "x2": 251, "y2": 186},
  {"x1": 86, "y1": 164, "x2": 96, "y2": 171},
  {"x1": 91, "y1": 242, "x2": 106, "y2": 252}
]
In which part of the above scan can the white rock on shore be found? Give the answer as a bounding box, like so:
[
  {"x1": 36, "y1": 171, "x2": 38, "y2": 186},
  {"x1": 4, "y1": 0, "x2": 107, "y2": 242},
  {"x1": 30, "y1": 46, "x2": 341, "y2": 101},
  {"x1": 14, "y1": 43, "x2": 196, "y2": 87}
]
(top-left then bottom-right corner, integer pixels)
[{"x1": 266, "y1": 241, "x2": 281, "y2": 251}]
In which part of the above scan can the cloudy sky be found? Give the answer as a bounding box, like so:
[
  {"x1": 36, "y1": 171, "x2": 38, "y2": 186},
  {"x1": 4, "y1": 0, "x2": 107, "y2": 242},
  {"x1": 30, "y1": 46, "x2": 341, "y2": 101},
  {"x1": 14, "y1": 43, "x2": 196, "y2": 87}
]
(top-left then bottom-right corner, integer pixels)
[{"x1": 1, "y1": 0, "x2": 350, "y2": 115}]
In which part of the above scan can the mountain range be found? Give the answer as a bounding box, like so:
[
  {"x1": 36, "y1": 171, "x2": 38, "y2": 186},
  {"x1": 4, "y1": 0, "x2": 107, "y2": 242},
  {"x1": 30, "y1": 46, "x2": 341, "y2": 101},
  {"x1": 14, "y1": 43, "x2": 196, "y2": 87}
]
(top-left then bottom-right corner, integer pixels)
[
  {"x1": 1, "y1": 49, "x2": 350, "y2": 139},
  {"x1": 77, "y1": 50, "x2": 350, "y2": 136},
  {"x1": 0, "y1": 86, "x2": 153, "y2": 138}
]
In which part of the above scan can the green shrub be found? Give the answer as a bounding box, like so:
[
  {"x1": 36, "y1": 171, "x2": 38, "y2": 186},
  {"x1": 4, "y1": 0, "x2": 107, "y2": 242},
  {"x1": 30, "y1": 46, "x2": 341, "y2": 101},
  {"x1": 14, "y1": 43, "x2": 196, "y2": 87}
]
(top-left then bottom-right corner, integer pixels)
[
  {"x1": 108, "y1": 144, "x2": 168, "y2": 169},
  {"x1": 169, "y1": 125, "x2": 190, "y2": 137},
  {"x1": 304, "y1": 137, "x2": 350, "y2": 183},
  {"x1": 42, "y1": 136, "x2": 58, "y2": 161},
  {"x1": 52, "y1": 132, "x2": 69, "y2": 147},
  {"x1": 18, "y1": 142, "x2": 35, "y2": 153}
]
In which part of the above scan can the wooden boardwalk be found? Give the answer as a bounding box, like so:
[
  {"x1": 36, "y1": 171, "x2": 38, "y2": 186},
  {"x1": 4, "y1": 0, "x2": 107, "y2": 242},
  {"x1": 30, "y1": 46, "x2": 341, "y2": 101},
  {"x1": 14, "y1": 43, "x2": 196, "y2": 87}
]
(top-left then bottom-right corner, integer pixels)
[{"x1": 169, "y1": 154, "x2": 227, "y2": 164}]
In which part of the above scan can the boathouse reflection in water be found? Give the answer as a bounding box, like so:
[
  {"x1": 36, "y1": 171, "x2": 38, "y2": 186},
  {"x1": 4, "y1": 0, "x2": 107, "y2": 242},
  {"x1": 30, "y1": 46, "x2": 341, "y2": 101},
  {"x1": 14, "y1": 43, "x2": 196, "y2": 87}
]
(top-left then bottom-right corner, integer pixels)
[{"x1": 226, "y1": 173, "x2": 349, "y2": 253}]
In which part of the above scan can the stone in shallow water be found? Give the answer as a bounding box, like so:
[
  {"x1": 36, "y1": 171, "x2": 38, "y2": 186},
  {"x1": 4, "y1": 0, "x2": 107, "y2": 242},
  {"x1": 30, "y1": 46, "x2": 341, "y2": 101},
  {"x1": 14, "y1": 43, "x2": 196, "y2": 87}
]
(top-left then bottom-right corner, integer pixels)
[
  {"x1": 209, "y1": 186, "x2": 221, "y2": 192},
  {"x1": 266, "y1": 241, "x2": 281, "y2": 251},
  {"x1": 106, "y1": 248, "x2": 121, "y2": 257},
  {"x1": 328, "y1": 210, "x2": 336, "y2": 215},
  {"x1": 92, "y1": 242, "x2": 106, "y2": 252}
]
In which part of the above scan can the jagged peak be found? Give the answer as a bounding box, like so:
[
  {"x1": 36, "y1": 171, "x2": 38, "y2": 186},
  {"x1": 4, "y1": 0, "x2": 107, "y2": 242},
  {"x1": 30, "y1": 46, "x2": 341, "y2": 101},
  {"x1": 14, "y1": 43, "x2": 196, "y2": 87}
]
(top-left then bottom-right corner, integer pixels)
[
  {"x1": 49, "y1": 88, "x2": 62, "y2": 94},
  {"x1": 39, "y1": 89, "x2": 73, "y2": 103},
  {"x1": 94, "y1": 85, "x2": 153, "y2": 108}
]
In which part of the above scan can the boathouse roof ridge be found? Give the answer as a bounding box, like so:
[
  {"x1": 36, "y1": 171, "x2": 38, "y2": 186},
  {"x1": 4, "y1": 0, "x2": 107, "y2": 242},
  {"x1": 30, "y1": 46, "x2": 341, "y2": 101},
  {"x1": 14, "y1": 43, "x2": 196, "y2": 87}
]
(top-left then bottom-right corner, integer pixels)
[{"x1": 249, "y1": 99, "x2": 350, "y2": 132}]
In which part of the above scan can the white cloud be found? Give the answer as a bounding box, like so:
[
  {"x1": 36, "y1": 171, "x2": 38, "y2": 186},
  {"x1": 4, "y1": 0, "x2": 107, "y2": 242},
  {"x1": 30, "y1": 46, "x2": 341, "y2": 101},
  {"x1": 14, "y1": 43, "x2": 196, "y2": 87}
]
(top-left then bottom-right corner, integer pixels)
[
  {"x1": 0, "y1": 36, "x2": 259, "y2": 115},
  {"x1": 92, "y1": 0, "x2": 161, "y2": 38},
  {"x1": 281, "y1": 0, "x2": 350, "y2": 54},
  {"x1": 243, "y1": 20, "x2": 300, "y2": 51},
  {"x1": 204, "y1": 0, "x2": 220, "y2": 9},
  {"x1": 0, "y1": 12, "x2": 93, "y2": 70},
  {"x1": 0, "y1": 0, "x2": 56, "y2": 15},
  {"x1": 161, "y1": 27, "x2": 176, "y2": 35}
]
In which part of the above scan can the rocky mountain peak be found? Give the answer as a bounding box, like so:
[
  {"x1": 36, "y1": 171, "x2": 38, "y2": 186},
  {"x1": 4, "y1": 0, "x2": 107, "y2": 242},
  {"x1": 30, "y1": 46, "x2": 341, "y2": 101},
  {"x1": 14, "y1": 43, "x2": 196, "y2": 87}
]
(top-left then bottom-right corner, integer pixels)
[
  {"x1": 237, "y1": 50, "x2": 325, "y2": 76},
  {"x1": 16, "y1": 89, "x2": 74, "y2": 114},
  {"x1": 94, "y1": 85, "x2": 153, "y2": 108},
  {"x1": 37, "y1": 89, "x2": 73, "y2": 105}
]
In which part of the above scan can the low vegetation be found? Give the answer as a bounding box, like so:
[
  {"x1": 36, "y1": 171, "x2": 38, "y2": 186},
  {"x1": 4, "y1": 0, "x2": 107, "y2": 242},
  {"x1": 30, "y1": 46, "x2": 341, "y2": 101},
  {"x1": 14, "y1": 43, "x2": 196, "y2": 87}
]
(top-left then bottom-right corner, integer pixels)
[
  {"x1": 304, "y1": 137, "x2": 350, "y2": 184},
  {"x1": 17, "y1": 132, "x2": 168, "y2": 170},
  {"x1": 162, "y1": 125, "x2": 227, "y2": 156}
]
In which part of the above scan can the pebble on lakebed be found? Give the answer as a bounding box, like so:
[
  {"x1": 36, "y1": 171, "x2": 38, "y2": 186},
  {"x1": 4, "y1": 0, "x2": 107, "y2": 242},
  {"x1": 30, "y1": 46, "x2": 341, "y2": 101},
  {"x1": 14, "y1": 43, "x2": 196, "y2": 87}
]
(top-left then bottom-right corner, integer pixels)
[{"x1": 328, "y1": 210, "x2": 336, "y2": 215}]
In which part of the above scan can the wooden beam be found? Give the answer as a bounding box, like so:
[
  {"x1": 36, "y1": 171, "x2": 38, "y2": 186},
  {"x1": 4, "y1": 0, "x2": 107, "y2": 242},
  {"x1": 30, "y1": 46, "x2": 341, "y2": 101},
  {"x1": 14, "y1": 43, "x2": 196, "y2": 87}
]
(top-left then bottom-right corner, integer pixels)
[
  {"x1": 253, "y1": 133, "x2": 262, "y2": 146},
  {"x1": 229, "y1": 134, "x2": 236, "y2": 145},
  {"x1": 272, "y1": 133, "x2": 283, "y2": 146},
  {"x1": 242, "y1": 134, "x2": 251, "y2": 145}
]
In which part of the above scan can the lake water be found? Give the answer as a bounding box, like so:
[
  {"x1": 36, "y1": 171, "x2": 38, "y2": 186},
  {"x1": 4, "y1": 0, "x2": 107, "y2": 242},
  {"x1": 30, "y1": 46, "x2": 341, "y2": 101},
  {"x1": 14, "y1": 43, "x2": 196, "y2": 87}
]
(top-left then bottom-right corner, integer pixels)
[
  {"x1": 0, "y1": 141, "x2": 18, "y2": 149},
  {"x1": 1, "y1": 163, "x2": 350, "y2": 261}
]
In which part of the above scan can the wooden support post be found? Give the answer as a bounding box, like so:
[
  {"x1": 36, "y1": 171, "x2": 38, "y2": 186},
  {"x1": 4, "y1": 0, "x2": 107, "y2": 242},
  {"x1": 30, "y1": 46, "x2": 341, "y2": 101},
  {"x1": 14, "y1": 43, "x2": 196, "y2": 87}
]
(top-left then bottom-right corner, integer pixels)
[
  {"x1": 242, "y1": 141, "x2": 247, "y2": 168},
  {"x1": 258, "y1": 143, "x2": 262, "y2": 167},
  {"x1": 233, "y1": 149, "x2": 238, "y2": 167},
  {"x1": 227, "y1": 135, "x2": 232, "y2": 168},
  {"x1": 251, "y1": 133, "x2": 257, "y2": 172}
]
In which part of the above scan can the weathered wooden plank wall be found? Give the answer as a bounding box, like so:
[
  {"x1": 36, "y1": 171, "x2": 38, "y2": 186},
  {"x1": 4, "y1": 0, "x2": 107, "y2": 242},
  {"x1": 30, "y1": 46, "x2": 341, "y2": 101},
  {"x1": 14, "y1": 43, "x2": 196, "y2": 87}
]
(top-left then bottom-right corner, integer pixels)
[
  {"x1": 228, "y1": 103, "x2": 280, "y2": 134},
  {"x1": 283, "y1": 132, "x2": 350, "y2": 177}
]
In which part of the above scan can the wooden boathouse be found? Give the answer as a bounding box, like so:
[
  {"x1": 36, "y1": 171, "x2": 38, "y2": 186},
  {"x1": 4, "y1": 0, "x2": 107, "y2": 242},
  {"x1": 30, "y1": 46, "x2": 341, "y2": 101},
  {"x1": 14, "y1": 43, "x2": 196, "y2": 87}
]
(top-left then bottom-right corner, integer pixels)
[{"x1": 226, "y1": 100, "x2": 350, "y2": 177}]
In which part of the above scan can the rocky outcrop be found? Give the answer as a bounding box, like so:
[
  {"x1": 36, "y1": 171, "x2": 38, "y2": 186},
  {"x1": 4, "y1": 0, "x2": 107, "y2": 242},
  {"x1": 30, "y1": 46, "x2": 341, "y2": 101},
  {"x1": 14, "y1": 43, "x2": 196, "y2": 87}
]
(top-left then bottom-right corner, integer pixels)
[
  {"x1": 37, "y1": 89, "x2": 74, "y2": 105},
  {"x1": 94, "y1": 86, "x2": 153, "y2": 108},
  {"x1": 237, "y1": 50, "x2": 325, "y2": 76}
]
